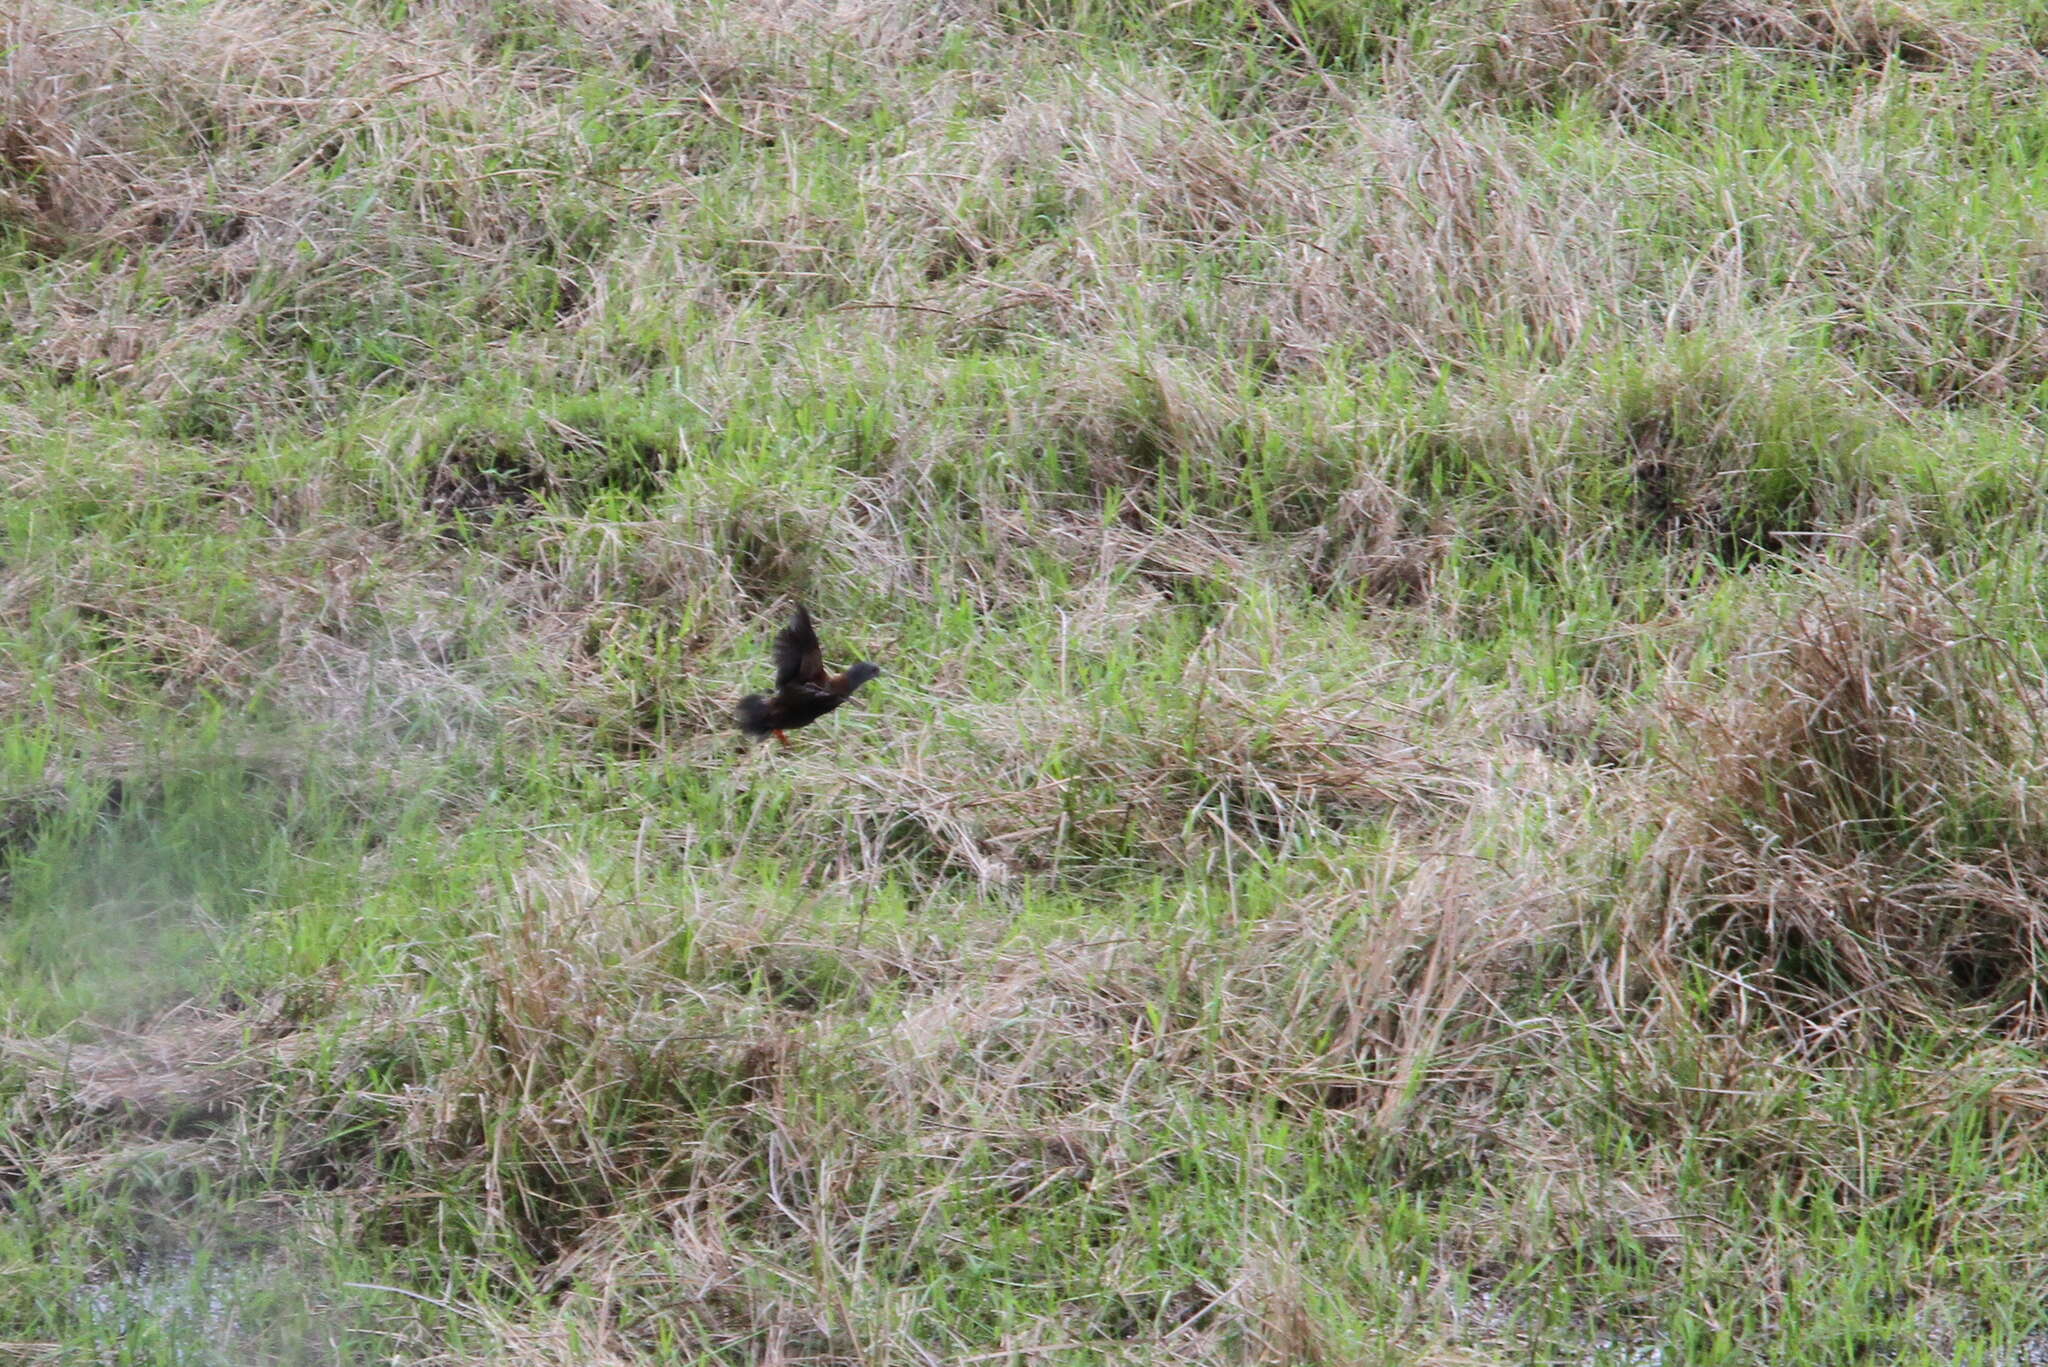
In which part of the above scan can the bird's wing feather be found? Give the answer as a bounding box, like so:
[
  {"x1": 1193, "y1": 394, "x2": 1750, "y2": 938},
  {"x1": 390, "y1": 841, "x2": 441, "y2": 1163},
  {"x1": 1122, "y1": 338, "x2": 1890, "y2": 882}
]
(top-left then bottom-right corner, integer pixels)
[{"x1": 772, "y1": 605, "x2": 826, "y2": 687}]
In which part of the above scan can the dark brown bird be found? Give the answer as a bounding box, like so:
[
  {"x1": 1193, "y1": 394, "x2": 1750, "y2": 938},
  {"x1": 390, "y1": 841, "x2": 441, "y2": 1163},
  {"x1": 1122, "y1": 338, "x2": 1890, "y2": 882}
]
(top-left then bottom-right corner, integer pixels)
[{"x1": 735, "y1": 604, "x2": 882, "y2": 748}]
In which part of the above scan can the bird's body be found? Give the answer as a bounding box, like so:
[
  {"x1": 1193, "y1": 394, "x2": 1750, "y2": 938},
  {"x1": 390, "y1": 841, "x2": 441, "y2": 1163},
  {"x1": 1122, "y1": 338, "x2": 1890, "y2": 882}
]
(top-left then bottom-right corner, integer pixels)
[{"x1": 735, "y1": 605, "x2": 881, "y2": 747}]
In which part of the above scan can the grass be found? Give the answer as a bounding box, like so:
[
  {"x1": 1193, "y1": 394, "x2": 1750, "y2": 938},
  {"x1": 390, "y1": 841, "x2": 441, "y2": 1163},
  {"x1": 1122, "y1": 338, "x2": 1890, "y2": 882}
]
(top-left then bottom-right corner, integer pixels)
[{"x1": 7, "y1": 0, "x2": 2048, "y2": 1361}]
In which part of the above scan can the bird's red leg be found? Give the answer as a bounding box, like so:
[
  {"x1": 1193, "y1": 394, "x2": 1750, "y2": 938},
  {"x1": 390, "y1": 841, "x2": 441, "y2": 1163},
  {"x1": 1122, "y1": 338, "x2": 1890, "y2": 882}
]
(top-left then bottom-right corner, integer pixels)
[{"x1": 773, "y1": 730, "x2": 790, "y2": 750}]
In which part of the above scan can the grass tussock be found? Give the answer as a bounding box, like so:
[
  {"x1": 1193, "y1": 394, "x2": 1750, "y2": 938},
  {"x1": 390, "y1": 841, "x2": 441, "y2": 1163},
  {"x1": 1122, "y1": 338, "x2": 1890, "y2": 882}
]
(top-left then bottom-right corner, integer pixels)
[
  {"x1": 1441, "y1": 0, "x2": 2045, "y2": 114},
  {"x1": 1670, "y1": 562, "x2": 2048, "y2": 1036}
]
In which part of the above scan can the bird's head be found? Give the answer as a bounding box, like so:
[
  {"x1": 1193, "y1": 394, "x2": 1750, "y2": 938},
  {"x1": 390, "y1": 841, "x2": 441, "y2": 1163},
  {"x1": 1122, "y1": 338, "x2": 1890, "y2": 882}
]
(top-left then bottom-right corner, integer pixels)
[{"x1": 844, "y1": 661, "x2": 883, "y2": 691}]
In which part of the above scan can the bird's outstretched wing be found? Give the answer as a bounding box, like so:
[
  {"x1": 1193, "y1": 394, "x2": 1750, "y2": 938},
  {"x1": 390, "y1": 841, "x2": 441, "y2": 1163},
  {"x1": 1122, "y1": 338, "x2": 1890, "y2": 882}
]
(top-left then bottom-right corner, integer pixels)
[{"x1": 771, "y1": 605, "x2": 826, "y2": 688}]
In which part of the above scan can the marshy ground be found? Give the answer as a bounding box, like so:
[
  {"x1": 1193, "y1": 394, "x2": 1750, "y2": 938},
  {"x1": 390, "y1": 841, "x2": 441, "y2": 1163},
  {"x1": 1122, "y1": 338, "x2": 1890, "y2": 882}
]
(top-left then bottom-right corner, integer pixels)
[{"x1": 7, "y1": 0, "x2": 2048, "y2": 1362}]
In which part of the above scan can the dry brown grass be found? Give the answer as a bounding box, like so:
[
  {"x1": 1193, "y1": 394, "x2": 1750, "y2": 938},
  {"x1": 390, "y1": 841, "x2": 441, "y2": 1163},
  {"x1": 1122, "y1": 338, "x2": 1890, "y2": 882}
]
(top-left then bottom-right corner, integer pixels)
[
  {"x1": 335, "y1": 827, "x2": 1580, "y2": 1358},
  {"x1": 1423, "y1": 0, "x2": 2046, "y2": 114},
  {"x1": 1661, "y1": 560, "x2": 2048, "y2": 1038},
  {"x1": 8, "y1": 0, "x2": 2041, "y2": 420},
  {"x1": 686, "y1": 615, "x2": 1502, "y2": 888}
]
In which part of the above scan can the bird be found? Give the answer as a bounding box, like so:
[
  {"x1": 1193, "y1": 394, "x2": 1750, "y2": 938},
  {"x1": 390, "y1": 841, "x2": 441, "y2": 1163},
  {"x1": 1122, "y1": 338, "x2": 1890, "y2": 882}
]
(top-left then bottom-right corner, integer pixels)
[{"x1": 735, "y1": 604, "x2": 882, "y2": 748}]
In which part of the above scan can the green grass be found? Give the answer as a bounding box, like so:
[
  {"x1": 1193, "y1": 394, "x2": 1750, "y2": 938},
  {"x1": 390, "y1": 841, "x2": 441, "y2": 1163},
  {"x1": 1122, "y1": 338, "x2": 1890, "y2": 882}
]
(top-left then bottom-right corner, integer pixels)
[{"x1": 7, "y1": 0, "x2": 2048, "y2": 1361}]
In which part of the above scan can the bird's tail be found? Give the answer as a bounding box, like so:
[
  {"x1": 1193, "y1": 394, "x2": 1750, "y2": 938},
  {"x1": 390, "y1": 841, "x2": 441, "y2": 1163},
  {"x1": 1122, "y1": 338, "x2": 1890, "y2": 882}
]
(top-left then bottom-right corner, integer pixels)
[{"x1": 735, "y1": 693, "x2": 776, "y2": 735}]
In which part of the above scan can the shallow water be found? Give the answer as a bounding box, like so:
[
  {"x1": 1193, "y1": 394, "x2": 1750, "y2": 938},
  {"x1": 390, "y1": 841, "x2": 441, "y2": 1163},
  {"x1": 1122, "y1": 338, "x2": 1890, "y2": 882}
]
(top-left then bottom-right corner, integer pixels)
[{"x1": 82, "y1": 1245, "x2": 246, "y2": 1363}]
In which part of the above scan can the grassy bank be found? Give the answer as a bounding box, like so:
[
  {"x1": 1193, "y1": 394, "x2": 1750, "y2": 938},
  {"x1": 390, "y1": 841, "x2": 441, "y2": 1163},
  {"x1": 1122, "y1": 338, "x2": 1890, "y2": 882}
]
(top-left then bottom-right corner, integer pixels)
[{"x1": 7, "y1": 0, "x2": 2048, "y2": 1361}]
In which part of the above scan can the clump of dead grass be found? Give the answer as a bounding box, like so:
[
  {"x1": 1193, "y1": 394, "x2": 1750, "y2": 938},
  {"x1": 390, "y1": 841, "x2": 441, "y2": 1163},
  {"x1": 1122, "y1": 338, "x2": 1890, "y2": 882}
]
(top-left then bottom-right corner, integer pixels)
[
  {"x1": 756, "y1": 633, "x2": 1487, "y2": 887},
  {"x1": 0, "y1": 0, "x2": 663, "y2": 398},
  {"x1": 1663, "y1": 560, "x2": 2048, "y2": 1037},
  {"x1": 1402, "y1": 331, "x2": 1910, "y2": 573},
  {"x1": 0, "y1": 983, "x2": 431, "y2": 1204},
  {"x1": 1429, "y1": 0, "x2": 2044, "y2": 114},
  {"x1": 383, "y1": 862, "x2": 847, "y2": 1268}
]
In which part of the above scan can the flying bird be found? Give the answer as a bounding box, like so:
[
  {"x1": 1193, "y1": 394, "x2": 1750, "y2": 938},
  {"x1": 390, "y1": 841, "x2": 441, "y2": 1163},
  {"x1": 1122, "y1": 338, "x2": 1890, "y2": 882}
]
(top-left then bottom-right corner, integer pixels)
[{"x1": 735, "y1": 604, "x2": 882, "y2": 748}]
